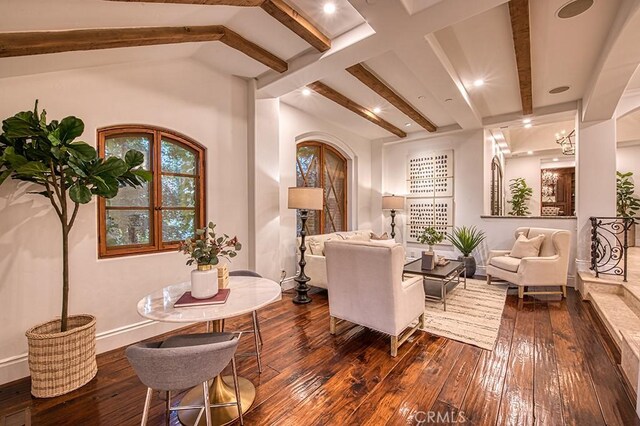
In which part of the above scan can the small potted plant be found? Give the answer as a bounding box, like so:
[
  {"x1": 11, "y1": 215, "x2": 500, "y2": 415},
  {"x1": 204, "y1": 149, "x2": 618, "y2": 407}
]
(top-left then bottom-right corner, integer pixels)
[
  {"x1": 180, "y1": 222, "x2": 242, "y2": 298},
  {"x1": 617, "y1": 171, "x2": 640, "y2": 247},
  {"x1": 447, "y1": 225, "x2": 486, "y2": 277},
  {"x1": 508, "y1": 177, "x2": 533, "y2": 216},
  {"x1": 418, "y1": 226, "x2": 444, "y2": 270}
]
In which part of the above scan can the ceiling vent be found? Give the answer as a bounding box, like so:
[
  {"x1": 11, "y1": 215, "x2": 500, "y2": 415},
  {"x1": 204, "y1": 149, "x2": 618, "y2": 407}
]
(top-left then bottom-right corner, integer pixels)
[{"x1": 557, "y1": 0, "x2": 594, "y2": 19}]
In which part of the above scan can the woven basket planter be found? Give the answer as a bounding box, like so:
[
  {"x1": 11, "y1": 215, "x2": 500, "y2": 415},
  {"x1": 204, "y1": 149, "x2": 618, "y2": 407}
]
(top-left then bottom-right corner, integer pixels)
[{"x1": 25, "y1": 314, "x2": 97, "y2": 398}]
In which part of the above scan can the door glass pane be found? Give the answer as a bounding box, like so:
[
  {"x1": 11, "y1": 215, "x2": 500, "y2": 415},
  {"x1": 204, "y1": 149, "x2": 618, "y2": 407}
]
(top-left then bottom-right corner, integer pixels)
[
  {"x1": 106, "y1": 210, "x2": 150, "y2": 246},
  {"x1": 162, "y1": 210, "x2": 196, "y2": 242},
  {"x1": 161, "y1": 138, "x2": 196, "y2": 175},
  {"x1": 162, "y1": 176, "x2": 196, "y2": 207},
  {"x1": 296, "y1": 145, "x2": 321, "y2": 236},
  {"x1": 323, "y1": 149, "x2": 346, "y2": 233},
  {"x1": 105, "y1": 134, "x2": 152, "y2": 208}
]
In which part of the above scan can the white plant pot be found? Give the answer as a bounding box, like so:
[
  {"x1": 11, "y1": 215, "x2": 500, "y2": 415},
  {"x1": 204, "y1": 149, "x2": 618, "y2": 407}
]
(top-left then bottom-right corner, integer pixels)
[{"x1": 191, "y1": 266, "x2": 219, "y2": 299}]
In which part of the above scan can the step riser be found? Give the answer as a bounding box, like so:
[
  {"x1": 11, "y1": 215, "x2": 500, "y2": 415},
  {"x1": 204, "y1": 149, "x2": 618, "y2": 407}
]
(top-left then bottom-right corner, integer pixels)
[
  {"x1": 621, "y1": 336, "x2": 640, "y2": 395},
  {"x1": 589, "y1": 294, "x2": 623, "y2": 348}
]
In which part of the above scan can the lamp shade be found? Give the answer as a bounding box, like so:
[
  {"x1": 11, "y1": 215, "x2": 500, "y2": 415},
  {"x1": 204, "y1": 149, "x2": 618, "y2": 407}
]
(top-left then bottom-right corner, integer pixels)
[
  {"x1": 382, "y1": 195, "x2": 405, "y2": 210},
  {"x1": 288, "y1": 187, "x2": 323, "y2": 210}
]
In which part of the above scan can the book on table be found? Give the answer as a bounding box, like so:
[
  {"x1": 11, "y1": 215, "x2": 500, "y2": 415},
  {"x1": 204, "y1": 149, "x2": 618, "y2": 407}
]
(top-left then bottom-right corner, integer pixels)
[{"x1": 174, "y1": 288, "x2": 230, "y2": 308}]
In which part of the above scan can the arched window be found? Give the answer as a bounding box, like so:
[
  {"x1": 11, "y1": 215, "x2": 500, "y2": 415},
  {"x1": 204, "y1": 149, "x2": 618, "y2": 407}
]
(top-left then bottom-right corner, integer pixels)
[
  {"x1": 97, "y1": 125, "x2": 206, "y2": 257},
  {"x1": 491, "y1": 155, "x2": 503, "y2": 215},
  {"x1": 296, "y1": 141, "x2": 347, "y2": 235}
]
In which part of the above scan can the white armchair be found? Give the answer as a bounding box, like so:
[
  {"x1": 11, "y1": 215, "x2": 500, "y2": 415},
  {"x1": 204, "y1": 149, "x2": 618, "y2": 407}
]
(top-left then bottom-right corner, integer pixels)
[
  {"x1": 486, "y1": 227, "x2": 571, "y2": 299},
  {"x1": 324, "y1": 240, "x2": 425, "y2": 357}
]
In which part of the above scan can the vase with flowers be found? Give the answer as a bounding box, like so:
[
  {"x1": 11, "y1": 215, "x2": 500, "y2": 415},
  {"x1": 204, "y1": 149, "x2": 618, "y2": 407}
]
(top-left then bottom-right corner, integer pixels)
[
  {"x1": 418, "y1": 227, "x2": 444, "y2": 270},
  {"x1": 180, "y1": 222, "x2": 242, "y2": 299}
]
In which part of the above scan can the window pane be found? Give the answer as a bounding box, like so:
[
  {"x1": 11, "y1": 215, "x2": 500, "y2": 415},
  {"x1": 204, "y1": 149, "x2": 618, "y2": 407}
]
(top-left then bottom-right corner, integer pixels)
[
  {"x1": 162, "y1": 176, "x2": 196, "y2": 207},
  {"x1": 296, "y1": 145, "x2": 321, "y2": 236},
  {"x1": 161, "y1": 138, "x2": 196, "y2": 174},
  {"x1": 106, "y1": 210, "x2": 150, "y2": 246},
  {"x1": 106, "y1": 134, "x2": 151, "y2": 208},
  {"x1": 105, "y1": 134, "x2": 151, "y2": 170},
  {"x1": 107, "y1": 184, "x2": 150, "y2": 207},
  {"x1": 162, "y1": 210, "x2": 196, "y2": 242}
]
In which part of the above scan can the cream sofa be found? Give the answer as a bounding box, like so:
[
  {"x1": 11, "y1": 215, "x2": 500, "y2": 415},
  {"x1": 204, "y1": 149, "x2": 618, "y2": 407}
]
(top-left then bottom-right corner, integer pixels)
[
  {"x1": 486, "y1": 227, "x2": 571, "y2": 298},
  {"x1": 324, "y1": 240, "x2": 425, "y2": 357},
  {"x1": 298, "y1": 229, "x2": 374, "y2": 289}
]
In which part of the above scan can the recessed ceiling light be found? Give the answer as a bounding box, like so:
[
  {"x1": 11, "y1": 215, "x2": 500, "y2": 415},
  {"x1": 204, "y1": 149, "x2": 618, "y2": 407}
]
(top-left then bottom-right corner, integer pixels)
[
  {"x1": 524, "y1": 123, "x2": 532, "y2": 129},
  {"x1": 522, "y1": 118, "x2": 531, "y2": 124},
  {"x1": 302, "y1": 88, "x2": 311, "y2": 96},
  {"x1": 549, "y1": 86, "x2": 570, "y2": 94},
  {"x1": 553, "y1": 158, "x2": 559, "y2": 162},
  {"x1": 418, "y1": 95, "x2": 426, "y2": 100},
  {"x1": 444, "y1": 98, "x2": 453, "y2": 102},
  {"x1": 323, "y1": 3, "x2": 336, "y2": 14},
  {"x1": 527, "y1": 151, "x2": 534, "y2": 155},
  {"x1": 557, "y1": 0, "x2": 593, "y2": 19},
  {"x1": 373, "y1": 107, "x2": 381, "y2": 114},
  {"x1": 404, "y1": 123, "x2": 412, "y2": 127},
  {"x1": 473, "y1": 79, "x2": 484, "y2": 87}
]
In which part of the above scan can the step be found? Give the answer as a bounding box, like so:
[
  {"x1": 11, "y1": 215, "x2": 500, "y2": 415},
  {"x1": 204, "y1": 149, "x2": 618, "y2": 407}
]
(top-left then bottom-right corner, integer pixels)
[
  {"x1": 577, "y1": 271, "x2": 623, "y2": 300},
  {"x1": 589, "y1": 292, "x2": 640, "y2": 348},
  {"x1": 620, "y1": 330, "x2": 640, "y2": 395}
]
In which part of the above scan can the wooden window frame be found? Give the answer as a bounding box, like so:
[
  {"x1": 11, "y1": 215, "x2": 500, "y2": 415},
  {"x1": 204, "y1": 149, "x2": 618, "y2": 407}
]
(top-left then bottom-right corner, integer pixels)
[
  {"x1": 97, "y1": 125, "x2": 206, "y2": 258},
  {"x1": 296, "y1": 141, "x2": 348, "y2": 234}
]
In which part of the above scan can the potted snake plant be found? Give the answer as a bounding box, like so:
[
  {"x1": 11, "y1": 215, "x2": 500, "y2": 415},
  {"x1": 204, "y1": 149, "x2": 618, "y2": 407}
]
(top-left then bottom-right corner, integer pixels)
[
  {"x1": 0, "y1": 102, "x2": 151, "y2": 397},
  {"x1": 447, "y1": 225, "x2": 486, "y2": 277}
]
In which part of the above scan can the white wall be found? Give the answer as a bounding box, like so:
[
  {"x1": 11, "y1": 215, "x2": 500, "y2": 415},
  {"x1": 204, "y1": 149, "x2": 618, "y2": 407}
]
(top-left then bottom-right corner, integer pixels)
[
  {"x1": 0, "y1": 59, "x2": 249, "y2": 384},
  {"x1": 278, "y1": 102, "x2": 374, "y2": 279},
  {"x1": 380, "y1": 130, "x2": 577, "y2": 279},
  {"x1": 618, "y1": 144, "x2": 640, "y2": 179}
]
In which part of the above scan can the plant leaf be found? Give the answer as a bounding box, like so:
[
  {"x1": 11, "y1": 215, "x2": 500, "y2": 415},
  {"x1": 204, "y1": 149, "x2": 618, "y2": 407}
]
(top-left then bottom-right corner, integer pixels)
[
  {"x1": 69, "y1": 184, "x2": 92, "y2": 204},
  {"x1": 16, "y1": 161, "x2": 48, "y2": 176},
  {"x1": 124, "y1": 150, "x2": 145, "y2": 168},
  {"x1": 67, "y1": 141, "x2": 96, "y2": 161},
  {"x1": 57, "y1": 116, "x2": 84, "y2": 143}
]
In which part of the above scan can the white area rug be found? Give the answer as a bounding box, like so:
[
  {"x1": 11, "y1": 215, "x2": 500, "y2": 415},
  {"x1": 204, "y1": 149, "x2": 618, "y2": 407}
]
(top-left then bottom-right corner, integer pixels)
[{"x1": 421, "y1": 278, "x2": 509, "y2": 351}]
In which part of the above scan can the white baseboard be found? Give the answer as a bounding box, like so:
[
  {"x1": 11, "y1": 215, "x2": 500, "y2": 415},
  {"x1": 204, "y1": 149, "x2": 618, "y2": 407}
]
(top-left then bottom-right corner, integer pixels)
[{"x1": 0, "y1": 319, "x2": 186, "y2": 386}]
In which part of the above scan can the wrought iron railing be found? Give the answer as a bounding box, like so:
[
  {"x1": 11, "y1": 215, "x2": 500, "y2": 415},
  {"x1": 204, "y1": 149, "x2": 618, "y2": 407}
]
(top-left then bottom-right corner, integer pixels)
[{"x1": 590, "y1": 216, "x2": 637, "y2": 282}]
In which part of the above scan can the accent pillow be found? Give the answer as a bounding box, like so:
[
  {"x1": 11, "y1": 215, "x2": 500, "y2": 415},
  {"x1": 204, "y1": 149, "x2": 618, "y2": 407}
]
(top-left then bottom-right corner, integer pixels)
[
  {"x1": 510, "y1": 233, "x2": 545, "y2": 259},
  {"x1": 368, "y1": 239, "x2": 397, "y2": 248},
  {"x1": 370, "y1": 232, "x2": 389, "y2": 240},
  {"x1": 307, "y1": 237, "x2": 324, "y2": 255}
]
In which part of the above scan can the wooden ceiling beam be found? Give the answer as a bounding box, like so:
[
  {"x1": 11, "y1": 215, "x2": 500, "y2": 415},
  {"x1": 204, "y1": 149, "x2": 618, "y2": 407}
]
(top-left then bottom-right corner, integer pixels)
[
  {"x1": 107, "y1": 0, "x2": 264, "y2": 5},
  {"x1": 308, "y1": 81, "x2": 407, "y2": 138},
  {"x1": 106, "y1": 0, "x2": 331, "y2": 52},
  {"x1": 221, "y1": 27, "x2": 288, "y2": 72},
  {"x1": 508, "y1": 0, "x2": 533, "y2": 116},
  {"x1": 0, "y1": 25, "x2": 288, "y2": 73},
  {"x1": 260, "y1": 0, "x2": 331, "y2": 52},
  {"x1": 346, "y1": 63, "x2": 437, "y2": 132}
]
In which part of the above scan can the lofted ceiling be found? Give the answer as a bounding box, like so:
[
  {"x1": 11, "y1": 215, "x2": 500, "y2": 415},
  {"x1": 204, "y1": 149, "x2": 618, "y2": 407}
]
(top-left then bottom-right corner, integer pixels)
[{"x1": 0, "y1": 0, "x2": 638, "y2": 141}]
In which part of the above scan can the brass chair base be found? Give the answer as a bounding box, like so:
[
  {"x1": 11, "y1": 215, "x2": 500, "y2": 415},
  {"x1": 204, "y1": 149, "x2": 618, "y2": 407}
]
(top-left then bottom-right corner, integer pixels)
[{"x1": 178, "y1": 375, "x2": 255, "y2": 426}]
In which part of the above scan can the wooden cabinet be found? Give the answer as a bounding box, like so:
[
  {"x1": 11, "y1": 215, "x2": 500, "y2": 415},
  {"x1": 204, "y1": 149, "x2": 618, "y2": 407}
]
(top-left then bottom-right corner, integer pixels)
[{"x1": 541, "y1": 167, "x2": 575, "y2": 216}]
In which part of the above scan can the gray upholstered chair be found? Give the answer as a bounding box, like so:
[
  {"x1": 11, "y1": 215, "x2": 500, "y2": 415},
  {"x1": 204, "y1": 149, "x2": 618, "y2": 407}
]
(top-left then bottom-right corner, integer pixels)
[
  {"x1": 229, "y1": 270, "x2": 264, "y2": 373},
  {"x1": 126, "y1": 332, "x2": 242, "y2": 426}
]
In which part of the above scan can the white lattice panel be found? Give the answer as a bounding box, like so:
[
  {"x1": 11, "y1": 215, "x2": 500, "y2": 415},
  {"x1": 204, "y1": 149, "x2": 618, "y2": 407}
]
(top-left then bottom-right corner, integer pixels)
[
  {"x1": 407, "y1": 150, "x2": 453, "y2": 197},
  {"x1": 406, "y1": 198, "x2": 453, "y2": 243}
]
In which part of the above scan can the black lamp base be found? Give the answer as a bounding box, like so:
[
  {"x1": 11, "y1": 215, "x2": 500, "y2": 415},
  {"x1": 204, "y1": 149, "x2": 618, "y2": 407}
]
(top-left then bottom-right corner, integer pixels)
[{"x1": 294, "y1": 209, "x2": 312, "y2": 304}]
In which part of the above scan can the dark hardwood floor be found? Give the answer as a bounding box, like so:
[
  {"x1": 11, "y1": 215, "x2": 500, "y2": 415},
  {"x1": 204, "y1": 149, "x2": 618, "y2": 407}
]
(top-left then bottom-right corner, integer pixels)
[{"x1": 1, "y1": 288, "x2": 638, "y2": 425}]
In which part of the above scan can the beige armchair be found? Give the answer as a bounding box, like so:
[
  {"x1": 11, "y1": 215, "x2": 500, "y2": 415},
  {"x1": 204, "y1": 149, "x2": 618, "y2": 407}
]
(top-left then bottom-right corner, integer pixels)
[
  {"x1": 324, "y1": 240, "x2": 425, "y2": 357},
  {"x1": 486, "y1": 227, "x2": 571, "y2": 299}
]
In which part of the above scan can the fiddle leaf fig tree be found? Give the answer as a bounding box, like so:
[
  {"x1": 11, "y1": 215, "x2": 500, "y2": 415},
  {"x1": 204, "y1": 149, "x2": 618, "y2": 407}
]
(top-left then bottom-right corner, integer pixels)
[
  {"x1": 617, "y1": 171, "x2": 640, "y2": 218},
  {"x1": 0, "y1": 102, "x2": 151, "y2": 332},
  {"x1": 508, "y1": 177, "x2": 533, "y2": 216}
]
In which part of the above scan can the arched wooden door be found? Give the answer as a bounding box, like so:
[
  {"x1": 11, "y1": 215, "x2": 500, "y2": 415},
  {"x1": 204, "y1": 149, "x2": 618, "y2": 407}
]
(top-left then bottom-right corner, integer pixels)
[{"x1": 296, "y1": 141, "x2": 348, "y2": 235}]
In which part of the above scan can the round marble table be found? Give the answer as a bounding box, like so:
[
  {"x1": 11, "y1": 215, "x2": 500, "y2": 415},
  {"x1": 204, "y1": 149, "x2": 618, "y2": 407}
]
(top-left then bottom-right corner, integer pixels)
[{"x1": 137, "y1": 276, "x2": 281, "y2": 425}]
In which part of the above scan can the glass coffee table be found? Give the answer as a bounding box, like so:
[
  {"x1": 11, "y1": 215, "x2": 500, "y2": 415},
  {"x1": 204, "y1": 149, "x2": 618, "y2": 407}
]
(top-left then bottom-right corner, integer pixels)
[{"x1": 403, "y1": 259, "x2": 467, "y2": 311}]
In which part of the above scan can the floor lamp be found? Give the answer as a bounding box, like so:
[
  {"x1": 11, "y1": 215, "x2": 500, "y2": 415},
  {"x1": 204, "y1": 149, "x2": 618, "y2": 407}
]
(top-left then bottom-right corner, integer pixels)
[
  {"x1": 288, "y1": 187, "x2": 324, "y2": 304},
  {"x1": 382, "y1": 195, "x2": 405, "y2": 239}
]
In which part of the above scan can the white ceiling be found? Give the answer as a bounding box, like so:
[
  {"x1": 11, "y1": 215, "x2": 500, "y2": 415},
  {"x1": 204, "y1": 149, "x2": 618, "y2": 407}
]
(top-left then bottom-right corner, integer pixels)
[{"x1": 1, "y1": 0, "x2": 637, "y2": 140}]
